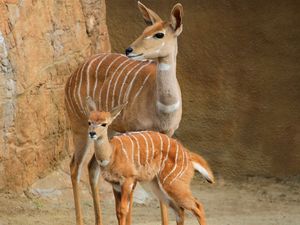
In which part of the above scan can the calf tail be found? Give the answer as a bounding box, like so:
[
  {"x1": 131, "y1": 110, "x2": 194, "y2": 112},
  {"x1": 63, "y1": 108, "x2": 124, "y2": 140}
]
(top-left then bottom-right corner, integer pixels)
[{"x1": 190, "y1": 151, "x2": 215, "y2": 184}]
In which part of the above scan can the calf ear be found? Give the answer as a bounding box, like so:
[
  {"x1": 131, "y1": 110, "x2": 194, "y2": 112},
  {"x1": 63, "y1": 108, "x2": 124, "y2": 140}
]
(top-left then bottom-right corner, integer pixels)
[
  {"x1": 86, "y1": 96, "x2": 97, "y2": 113},
  {"x1": 138, "y1": 1, "x2": 162, "y2": 25},
  {"x1": 109, "y1": 102, "x2": 128, "y2": 122},
  {"x1": 170, "y1": 3, "x2": 183, "y2": 36}
]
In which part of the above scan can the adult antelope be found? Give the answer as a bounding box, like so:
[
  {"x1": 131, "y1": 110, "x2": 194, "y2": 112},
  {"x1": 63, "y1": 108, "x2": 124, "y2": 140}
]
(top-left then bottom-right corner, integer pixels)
[
  {"x1": 86, "y1": 99, "x2": 214, "y2": 225},
  {"x1": 65, "y1": 2, "x2": 183, "y2": 225}
]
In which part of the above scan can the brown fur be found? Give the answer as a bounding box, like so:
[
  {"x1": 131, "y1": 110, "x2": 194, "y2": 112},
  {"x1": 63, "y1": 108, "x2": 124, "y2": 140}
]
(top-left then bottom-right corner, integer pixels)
[
  {"x1": 87, "y1": 109, "x2": 214, "y2": 225},
  {"x1": 65, "y1": 2, "x2": 184, "y2": 225},
  {"x1": 143, "y1": 22, "x2": 168, "y2": 37}
]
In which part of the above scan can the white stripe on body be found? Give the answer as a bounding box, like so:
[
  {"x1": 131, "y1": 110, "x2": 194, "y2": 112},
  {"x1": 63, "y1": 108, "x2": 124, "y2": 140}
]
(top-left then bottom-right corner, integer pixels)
[
  {"x1": 160, "y1": 136, "x2": 171, "y2": 173},
  {"x1": 78, "y1": 60, "x2": 91, "y2": 115},
  {"x1": 105, "y1": 58, "x2": 130, "y2": 111},
  {"x1": 104, "y1": 55, "x2": 123, "y2": 80},
  {"x1": 117, "y1": 61, "x2": 144, "y2": 105},
  {"x1": 93, "y1": 54, "x2": 110, "y2": 99},
  {"x1": 115, "y1": 136, "x2": 129, "y2": 161},
  {"x1": 125, "y1": 134, "x2": 135, "y2": 163},
  {"x1": 177, "y1": 150, "x2": 189, "y2": 180},
  {"x1": 73, "y1": 68, "x2": 85, "y2": 116},
  {"x1": 169, "y1": 145, "x2": 185, "y2": 185},
  {"x1": 157, "y1": 133, "x2": 164, "y2": 170},
  {"x1": 66, "y1": 76, "x2": 80, "y2": 119},
  {"x1": 65, "y1": 93, "x2": 77, "y2": 118},
  {"x1": 99, "y1": 55, "x2": 123, "y2": 110},
  {"x1": 138, "y1": 132, "x2": 149, "y2": 166},
  {"x1": 144, "y1": 132, "x2": 154, "y2": 163},
  {"x1": 129, "y1": 134, "x2": 141, "y2": 166},
  {"x1": 163, "y1": 143, "x2": 179, "y2": 184},
  {"x1": 131, "y1": 73, "x2": 151, "y2": 104},
  {"x1": 123, "y1": 61, "x2": 152, "y2": 103},
  {"x1": 86, "y1": 54, "x2": 103, "y2": 98},
  {"x1": 111, "y1": 60, "x2": 136, "y2": 108}
]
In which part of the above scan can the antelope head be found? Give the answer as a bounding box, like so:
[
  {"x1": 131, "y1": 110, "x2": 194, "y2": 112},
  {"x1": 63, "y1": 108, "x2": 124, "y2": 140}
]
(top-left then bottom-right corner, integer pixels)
[
  {"x1": 86, "y1": 97, "x2": 127, "y2": 140},
  {"x1": 125, "y1": 1, "x2": 183, "y2": 61}
]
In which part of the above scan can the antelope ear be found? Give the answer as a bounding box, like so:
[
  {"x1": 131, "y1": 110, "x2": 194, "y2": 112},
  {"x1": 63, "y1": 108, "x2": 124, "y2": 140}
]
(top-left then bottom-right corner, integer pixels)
[
  {"x1": 138, "y1": 1, "x2": 162, "y2": 25},
  {"x1": 170, "y1": 3, "x2": 183, "y2": 36},
  {"x1": 86, "y1": 96, "x2": 97, "y2": 113},
  {"x1": 109, "y1": 102, "x2": 128, "y2": 123}
]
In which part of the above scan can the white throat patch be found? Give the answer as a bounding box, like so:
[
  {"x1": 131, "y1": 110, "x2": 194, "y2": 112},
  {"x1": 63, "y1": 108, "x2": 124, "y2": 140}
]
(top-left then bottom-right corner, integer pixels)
[
  {"x1": 157, "y1": 101, "x2": 180, "y2": 113},
  {"x1": 158, "y1": 63, "x2": 170, "y2": 71}
]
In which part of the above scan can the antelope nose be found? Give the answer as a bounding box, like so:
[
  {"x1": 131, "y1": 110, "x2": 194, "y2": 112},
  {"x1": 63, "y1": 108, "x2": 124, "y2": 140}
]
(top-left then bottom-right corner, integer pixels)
[
  {"x1": 125, "y1": 47, "x2": 133, "y2": 56},
  {"x1": 89, "y1": 131, "x2": 96, "y2": 138}
]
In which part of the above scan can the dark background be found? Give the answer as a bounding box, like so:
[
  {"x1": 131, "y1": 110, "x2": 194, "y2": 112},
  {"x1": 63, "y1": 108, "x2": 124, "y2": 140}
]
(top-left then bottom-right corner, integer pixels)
[{"x1": 106, "y1": 0, "x2": 300, "y2": 178}]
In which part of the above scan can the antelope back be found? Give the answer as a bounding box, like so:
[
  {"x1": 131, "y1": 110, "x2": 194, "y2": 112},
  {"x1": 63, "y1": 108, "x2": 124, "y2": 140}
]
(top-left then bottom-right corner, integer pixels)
[
  {"x1": 111, "y1": 131, "x2": 191, "y2": 185},
  {"x1": 65, "y1": 53, "x2": 156, "y2": 120}
]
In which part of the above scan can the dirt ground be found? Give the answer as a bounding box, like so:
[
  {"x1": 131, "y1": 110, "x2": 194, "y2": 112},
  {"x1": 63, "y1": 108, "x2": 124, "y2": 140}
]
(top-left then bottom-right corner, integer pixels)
[{"x1": 0, "y1": 158, "x2": 299, "y2": 225}]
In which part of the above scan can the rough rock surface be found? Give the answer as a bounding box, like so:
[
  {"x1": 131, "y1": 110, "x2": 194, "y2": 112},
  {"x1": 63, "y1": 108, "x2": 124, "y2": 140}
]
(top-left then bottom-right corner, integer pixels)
[
  {"x1": 106, "y1": 0, "x2": 300, "y2": 178},
  {"x1": 0, "y1": 0, "x2": 110, "y2": 191}
]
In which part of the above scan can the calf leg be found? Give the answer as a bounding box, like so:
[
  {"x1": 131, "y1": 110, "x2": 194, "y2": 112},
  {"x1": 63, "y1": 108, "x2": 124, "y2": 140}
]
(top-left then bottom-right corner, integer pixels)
[
  {"x1": 113, "y1": 187, "x2": 122, "y2": 225},
  {"x1": 126, "y1": 181, "x2": 136, "y2": 225},
  {"x1": 119, "y1": 178, "x2": 135, "y2": 225},
  {"x1": 88, "y1": 155, "x2": 102, "y2": 225},
  {"x1": 169, "y1": 193, "x2": 206, "y2": 225}
]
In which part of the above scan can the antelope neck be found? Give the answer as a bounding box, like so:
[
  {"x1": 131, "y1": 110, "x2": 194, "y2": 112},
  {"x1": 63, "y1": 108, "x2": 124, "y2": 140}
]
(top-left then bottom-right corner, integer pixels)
[
  {"x1": 156, "y1": 49, "x2": 181, "y2": 111},
  {"x1": 94, "y1": 135, "x2": 113, "y2": 166}
]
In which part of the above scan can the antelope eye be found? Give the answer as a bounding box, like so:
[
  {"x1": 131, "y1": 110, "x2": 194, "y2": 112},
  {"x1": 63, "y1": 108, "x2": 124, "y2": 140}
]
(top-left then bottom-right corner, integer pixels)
[
  {"x1": 88, "y1": 121, "x2": 91, "y2": 126},
  {"x1": 154, "y1": 33, "x2": 164, "y2": 39},
  {"x1": 101, "y1": 123, "x2": 107, "y2": 127}
]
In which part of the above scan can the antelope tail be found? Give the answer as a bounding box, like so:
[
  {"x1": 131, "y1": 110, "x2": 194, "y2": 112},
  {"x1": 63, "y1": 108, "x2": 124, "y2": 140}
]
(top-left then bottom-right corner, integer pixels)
[{"x1": 190, "y1": 151, "x2": 215, "y2": 184}]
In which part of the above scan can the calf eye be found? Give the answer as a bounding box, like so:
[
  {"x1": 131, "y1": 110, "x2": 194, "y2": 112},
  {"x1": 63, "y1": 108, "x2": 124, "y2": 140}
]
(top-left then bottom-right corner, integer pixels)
[
  {"x1": 88, "y1": 122, "x2": 91, "y2": 125},
  {"x1": 154, "y1": 33, "x2": 164, "y2": 39},
  {"x1": 101, "y1": 123, "x2": 107, "y2": 127}
]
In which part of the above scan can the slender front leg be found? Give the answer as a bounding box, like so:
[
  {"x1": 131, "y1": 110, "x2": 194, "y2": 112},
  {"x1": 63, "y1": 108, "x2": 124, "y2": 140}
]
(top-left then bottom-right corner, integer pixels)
[
  {"x1": 70, "y1": 132, "x2": 90, "y2": 225},
  {"x1": 88, "y1": 155, "x2": 103, "y2": 225},
  {"x1": 113, "y1": 187, "x2": 122, "y2": 225},
  {"x1": 160, "y1": 201, "x2": 169, "y2": 225},
  {"x1": 126, "y1": 182, "x2": 136, "y2": 225},
  {"x1": 176, "y1": 208, "x2": 185, "y2": 225},
  {"x1": 70, "y1": 155, "x2": 84, "y2": 225},
  {"x1": 119, "y1": 178, "x2": 135, "y2": 225}
]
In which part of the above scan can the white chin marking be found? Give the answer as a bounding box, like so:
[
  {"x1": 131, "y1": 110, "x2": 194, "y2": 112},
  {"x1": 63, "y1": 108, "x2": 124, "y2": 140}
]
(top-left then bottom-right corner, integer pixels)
[
  {"x1": 158, "y1": 63, "x2": 170, "y2": 71},
  {"x1": 157, "y1": 101, "x2": 180, "y2": 113},
  {"x1": 128, "y1": 53, "x2": 145, "y2": 61},
  {"x1": 132, "y1": 56, "x2": 145, "y2": 61}
]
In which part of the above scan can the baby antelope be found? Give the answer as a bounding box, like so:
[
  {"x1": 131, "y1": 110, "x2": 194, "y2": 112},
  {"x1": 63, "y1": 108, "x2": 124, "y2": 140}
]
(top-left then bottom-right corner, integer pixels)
[{"x1": 86, "y1": 97, "x2": 214, "y2": 225}]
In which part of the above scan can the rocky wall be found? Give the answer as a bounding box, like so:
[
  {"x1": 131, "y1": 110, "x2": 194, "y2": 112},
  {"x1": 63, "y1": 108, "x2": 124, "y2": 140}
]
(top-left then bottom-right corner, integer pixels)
[{"x1": 0, "y1": 0, "x2": 110, "y2": 191}]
